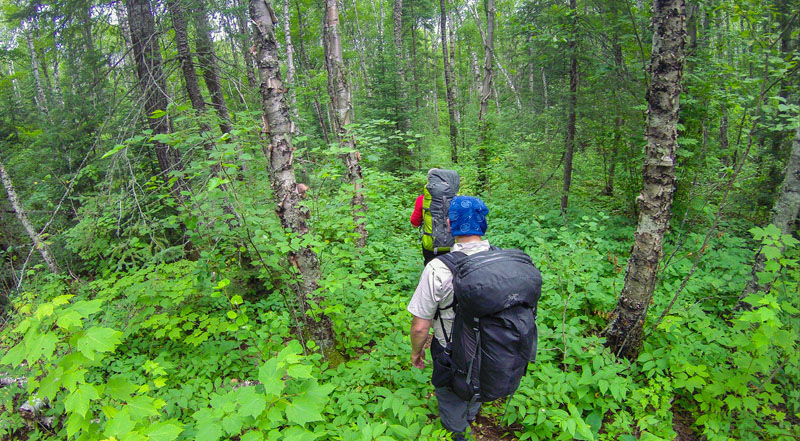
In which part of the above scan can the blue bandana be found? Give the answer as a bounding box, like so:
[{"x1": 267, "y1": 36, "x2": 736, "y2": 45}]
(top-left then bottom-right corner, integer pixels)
[{"x1": 449, "y1": 196, "x2": 489, "y2": 237}]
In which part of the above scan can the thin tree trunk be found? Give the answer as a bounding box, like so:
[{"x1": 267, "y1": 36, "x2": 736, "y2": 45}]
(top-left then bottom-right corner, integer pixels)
[
  {"x1": 249, "y1": 0, "x2": 336, "y2": 356},
  {"x1": 719, "y1": 102, "x2": 729, "y2": 167},
  {"x1": 561, "y1": 0, "x2": 578, "y2": 214},
  {"x1": 167, "y1": 0, "x2": 206, "y2": 113},
  {"x1": 604, "y1": 0, "x2": 624, "y2": 196},
  {"x1": 448, "y1": 6, "x2": 461, "y2": 128},
  {"x1": 8, "y1": 62, "x2": 22, "y2": 104},
  {"x1": 283, "y1": 0, "x2": 298, "y2": 120},
  {"x1": 236, "y1": 0, "x2": 258, "y2": 89},
  {"x1": 541, "y1": 66, "x2": 548, "y2": 110},
  {"x1": 0, "y1": 161, "x2": 59, "y2": 274},
  {"x1": 477, "y1": 0, "x2": 495, "y2": 191},
  {"x1": 351, "y1": 0, "x2": 372, "y2": 98},
  {"x1": 50, "y1": 39, "x2": 63, "y2": 108},
  {"x1": 431, "y1": 36, "x2": 440, "y2": 135},
  {"x1": 193, "y1": 3, "x2": 234, "y2": 135},
  {"x1": 740, "y1": 122, "x2": 800, "y2": 301},
  {"x1": 25, "y1": 25, "x2": 50, "y2": 118},
  {"x1": 393, "y1": 0, "x2": 410, "y2": 131},
  {"x1": 323, "y1": 0, "x2": 368, "y2": 247},
  {"x1": 604, "y1": 0, "x2": 686, "y2": 360},
  {"x1": 439, "y1": 0, "x2": 458, "y2": 163},
  {"x1": 294, "y1": 0, "x2": 330, "y2": 143},
  {"x1": 467, "y1": 2, "x2": 521, "y2": 112},
  {"x1": 126, "y1": 0, "x2": 182, "y2": 175},
  {"x1": 410, "y1": 0, "x2": 420, "y2": 110}
]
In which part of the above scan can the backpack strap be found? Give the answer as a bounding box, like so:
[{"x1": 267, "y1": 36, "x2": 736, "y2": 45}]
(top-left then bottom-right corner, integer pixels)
[{"x1": 432, "y1": 251, "x2": 466, "y2": 343}]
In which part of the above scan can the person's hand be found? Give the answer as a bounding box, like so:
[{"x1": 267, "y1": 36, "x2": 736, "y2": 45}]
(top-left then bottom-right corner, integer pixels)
[{"x1": 411, "y1": 350, "x2": 426, "y2": 369}]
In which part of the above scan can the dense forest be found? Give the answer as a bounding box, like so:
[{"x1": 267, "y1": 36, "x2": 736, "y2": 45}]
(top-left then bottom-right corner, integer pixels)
[{"x1": 0, "y1": 0, "x2": 798, "y2": 438}]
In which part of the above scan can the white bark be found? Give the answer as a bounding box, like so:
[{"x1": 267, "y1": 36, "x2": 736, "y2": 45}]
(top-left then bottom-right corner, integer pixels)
[{"x1": 0, "y1": 160, "x2": 60, "y2": 274}]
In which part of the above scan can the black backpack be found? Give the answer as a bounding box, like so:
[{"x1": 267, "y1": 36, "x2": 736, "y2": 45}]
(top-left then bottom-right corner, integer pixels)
[
  {"x1": 434, "y1": 247, "x2": 542, "y2": 403},
  {"x1": 421, "y1": 169, "x2": 460, "y2": 253}
]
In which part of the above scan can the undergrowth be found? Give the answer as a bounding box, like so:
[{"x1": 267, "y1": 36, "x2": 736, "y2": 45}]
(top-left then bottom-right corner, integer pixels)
[{"x1": 1, "y1": 172, "x2": 798, "y2": 441}]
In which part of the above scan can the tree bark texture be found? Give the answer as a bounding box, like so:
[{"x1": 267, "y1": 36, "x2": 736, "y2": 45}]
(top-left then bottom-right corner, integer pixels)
[
  {"x1": 193, "y1": 2, "x2": 234, "y2": 134},
  {"x1": 167, "y1": 0, "x2": 207, "y2": 113},
  {"x1": 323, "y1": 0, "x2": 368, "y2": 248},
  {"x1": 477, "y1": 0, "x2": 495, "y2": 191},
  {"x1": 561, "y1": 0, "x2": 578, "y2": 214},
  {"x1": 235, "y1": 0, "x2": 258, "y2": 89},
  {"x1": 604, "y1": 0, "x2": 686, "y2": 360},
  {"x1": 0, "y1": 160, "x2": 60, "y2": 274},
  {"x1": 393, "y1": 0, "x2": 410, "y2": 131},
  {"x1": 283, "y1": 0, "x2": 298, "y2": 120},
  {"x1": 439, "y1": 0, "x2": 458, "y2": 163},
  {"x1": 249, "y1": 0, "x2": 336, "y2": 355},
  {"x1": 125, "y1": 0, "x2": 183, "y2": 175},
  {"x1": 741, "y1": 122, "x2": 800, "y2": 299},
  {"x1": 25, "y1": 25, "x2": 50, "y2": 118}
]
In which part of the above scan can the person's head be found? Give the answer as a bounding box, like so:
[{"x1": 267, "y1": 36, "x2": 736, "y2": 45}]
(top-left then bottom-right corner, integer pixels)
[{"x1": 448, "y1": 196, "x2": 489, "y2": 241}]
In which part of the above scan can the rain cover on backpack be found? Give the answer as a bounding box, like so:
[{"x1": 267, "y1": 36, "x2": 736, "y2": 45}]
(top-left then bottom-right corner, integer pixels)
[
  {"x1": 422, "y1": 169, "x2": 460, "y2": 253},
  {"x1": 437, "y1": 247, "x2": 542, "y2": 402}
]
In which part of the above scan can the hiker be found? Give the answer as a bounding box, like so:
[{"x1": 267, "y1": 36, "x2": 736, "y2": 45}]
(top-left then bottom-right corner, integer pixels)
[
  {"x1": 410, "y1": 169, "x2": 460, "y2": 266},
  {"x1": 408, "y1": 195, "x2": 541, "y2": 441}
]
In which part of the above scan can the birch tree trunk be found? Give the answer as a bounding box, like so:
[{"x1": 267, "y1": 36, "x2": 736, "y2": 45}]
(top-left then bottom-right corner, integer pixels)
[
  {"x1": 283, "y1": 0, "x2": 298, "y2": 120},
  {"x1": 193, "y1": 3, "x2": 234, "y2": 135},
  {"x1": 439, "y1": 0, "x2": 458, "y2": 163},
  {"x1": 604, "y1": 0, "x2": 686, "y2": 360},
  {"x1": 249, "y1": 0, "x2": 336, "y2": 356},
  {"x1": 323, "y1": 0, "x2": 368, "y2": 248},
  {"x1": 25, "y1": 25, "x2": 50, "y2": 118},
  {"x1": 0, "y1": 161, "x2": 59, "y2": 274},
  {"x1": 393, "y1": 0, "x2": 410, "y2": 131},
  {"x1": 740, "y1": 122, "x2": 800, "y2": 301},
  {"x1": 126, "y1": 0, "x2": 183, "y2": 176}
]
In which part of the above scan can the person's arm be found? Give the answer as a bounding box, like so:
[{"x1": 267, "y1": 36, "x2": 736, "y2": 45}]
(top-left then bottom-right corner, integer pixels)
[
  {"x1": 410, "y1": 194, "x2": 424, "y2": 227},
  {"x1": 410, "y1": 316, "x2": 432, "y2": 369}
]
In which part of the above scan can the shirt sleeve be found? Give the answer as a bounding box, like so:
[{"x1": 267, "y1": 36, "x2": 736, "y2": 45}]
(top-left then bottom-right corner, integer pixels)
[
  {"x1": 410, "y1": 194, "x2": 424, "y2": 227},
  {"x1": 407, "y1": 263, "x2": 441, "y2": 320}
]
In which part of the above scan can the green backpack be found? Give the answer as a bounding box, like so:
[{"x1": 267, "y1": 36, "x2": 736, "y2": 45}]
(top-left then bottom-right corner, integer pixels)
[{"x1": 421, "y1": 169, "x2": 460, "y2": 253}]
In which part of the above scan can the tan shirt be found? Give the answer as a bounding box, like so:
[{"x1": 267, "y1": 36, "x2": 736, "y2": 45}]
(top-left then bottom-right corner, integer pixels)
[{"x1": 407, "y1": 240, "x2": 491, "y2": 347}]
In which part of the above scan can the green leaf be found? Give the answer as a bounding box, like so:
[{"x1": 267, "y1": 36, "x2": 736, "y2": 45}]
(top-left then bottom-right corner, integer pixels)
[
  {"x1": 283, "y1": 426, "x2": 322, "y2": 441},
  {"x1": 64, "y1": 384, "x2": 100, "y2": 418},
  {"x1": 76, "y1": 327, "x2": 123, "y2": 360},
  {"x1": 57, "y1": 310, "x2": 84, "y2": 330},
  {"x1": 25, "y1": 331, "x2": 59, "y2": 365},
  {"x1": 144, "y1": 421, "x2": 184, "y2": 441},
  {"x1": 258, "y1": 358, "x2": 285, "y2": 397},
  {"x1": 222, "y1": 413, "x2": 244, "y2": 435},
  {"x1": 68, "y1": 299, "x2": 103, "y2": 317},
  {"x1": 105, "y1": 376, "x2": 139, "y2": 401},
  {"x1": 127, "y1": 395, "x2": 161, "y2": 419},
  {"x1": 237, "y1": 387, "x2": 267, "y2": 418},
  {"x1": 101, "y1": 144, "x2": 126, "y2": 159},
  {"x1": 285, "y1": 380, "x2": 334, "y2": 426},
  {"x1": 208, "y1": 177, "x2": 230, "y2": 191},
  {"x1": 0, "y1": 343, "x2": 25, "y2": 367},
  {"x1": 39, "y1": 367, "x2": 64, "y2": 400},
  {"x1": 287, "y1": 364, "x2": 313, "y2": 379},
  {"x1": 104, "y1": 408, "x2": 135, "y2": 438},
  {"x1": 241, "y1": 431, "x2": 264, "y2": 441},
  {"x1": 195, "y1": 419, "x2": 223, "y2": 441}
]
